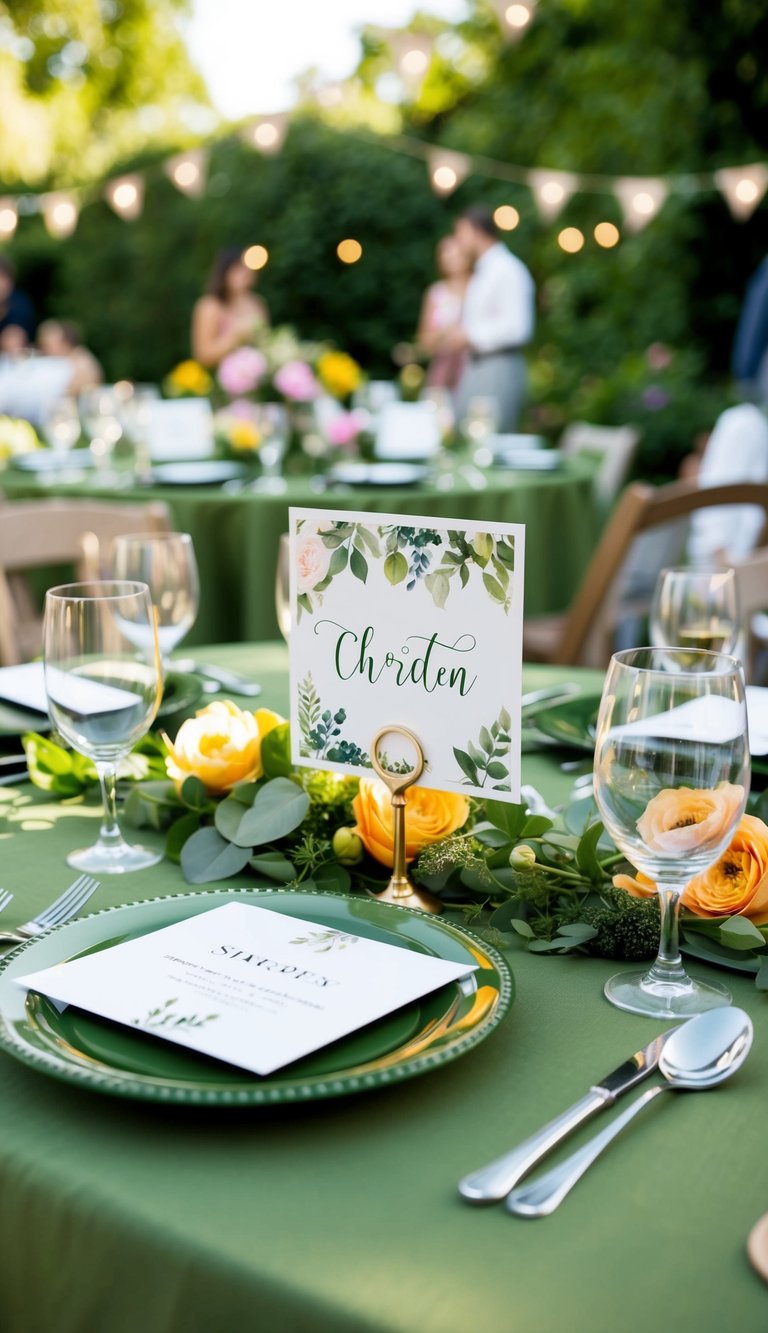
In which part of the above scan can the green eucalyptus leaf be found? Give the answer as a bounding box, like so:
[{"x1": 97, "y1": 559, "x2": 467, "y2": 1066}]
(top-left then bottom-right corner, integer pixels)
[
  {"x1": 314, "y1": 862, "x2": 352, "y2": 894},
  {"x1": 180, "y1": 775, "x2": 208, "y2": 810},
  {"x1": 214, "y1": 796, "x2": 250, "y2": 845},
  {"x1": 425, "y1": 571, "x2": 450, "y2": 608},
  {"x1": 576, "y1": 821, "x2": 605, "y2": 880},
  {"x1": 756, "y1": 957, "x2": 768, "y2": 991},
  {"x1": 328, "y1": 544, "x2": 349, "y2": 576},
  {"x1": 180, "y1": 827, "x2": 252, "y2": 884},
  {"x1": 350, "y1": 546, "x2": 368, "y2": 583},
  {"x1": 236, "y1": 777, "x2": 310, "y2": 847},
  {"x1": 485, "y1": 761, "x2": 509, "y2": 780},
  {"x1": 484, "y1": 800, "x2": 528, "y2": 839},
  {"x1": 508, "y1": 918, "x2": 535, "y2": 939},
  {"x1": 717, "y1": 916, "x2": 766, "y2": 950},
  {"x1": 249, "y1": 851, "x2": 296, "y2": 882},
  {"x1": 261, "y1": 722, "x2": 293, "y2": 778},
  {"x1": 479, "y1": 726, "x2": 494, "y2": 754},
  {"x1": 557, "y1": 923, "x2": 599, "y2": 941},
  {"x1": 453, "y1": 747, "x2": 479, "y2": 784},
  {"x1": 482, "y1": 572, "x2": 507, "y2": 603},
  {"x1": 522, "y1": 814, "x2": 553, "y2": 837},
  {"x1": 165, "y1": 811, "x2": 203, "y2": 864}
]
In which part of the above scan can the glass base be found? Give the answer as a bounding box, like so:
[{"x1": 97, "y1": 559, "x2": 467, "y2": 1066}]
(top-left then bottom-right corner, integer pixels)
[
  {"x1": 66, "y1": 841, "x2": 163, "y2": 875},
  {"x1": 604, "y1": 967, "x2": 731, "y2": 1018}
]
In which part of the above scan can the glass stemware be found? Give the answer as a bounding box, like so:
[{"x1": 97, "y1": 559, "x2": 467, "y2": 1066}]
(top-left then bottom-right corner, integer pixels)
[
  {"x1": 43, "y1": 580, "x2": 163, "y2": 873},
  {"x1": 650, "y1": 566, "x2": 740, "y2": 665},
  {"x1": 275, "y1": 533, "x2": 290, "y2": 641},
  {"x1": 43, "y1": 397, "x2": 81, "y2": 456},
  {"x1": 111, "y1": 532, "x2": 200, "y2": 666},
  {"x1": 593, "y1": 646, "x2": 749, "y2": 1018},
  {"x1": 252, "y1": 403, "x2": 289, "y2": 494},
  {"x1": 79, "y1": 388, "x2": 123, "y2": 478}
]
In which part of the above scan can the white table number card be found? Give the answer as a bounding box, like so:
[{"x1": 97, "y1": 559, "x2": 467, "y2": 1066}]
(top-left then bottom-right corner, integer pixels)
[
  {"x1": 289, "y1": 507, "x2": 525, "y2": 801},
  {"x1": 17, "y1": 902, "x2": 475, "y2": 1076}
]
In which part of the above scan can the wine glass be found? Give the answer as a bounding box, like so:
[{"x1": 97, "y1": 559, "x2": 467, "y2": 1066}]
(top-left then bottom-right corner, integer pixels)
[
  {"x1": 275, "y1": 533, "x2": 290, "y2": 641},
  {"x1": 80, "y1": 388, "x2": 123, "y2": 478},
  {"x1": 111, "y1": 533, "x2": 199, "y2": 667},
  {"x1": 593, "y1": 646, "x2": 749, "y2": 1018},
  {"x1": 650, "y1": 566, "x2": 740, "y2": 665},
  {"x1": 43, "y1": 581, "x2": 163, "y2": 873},
  {"x1": 252, "y1": 404, "x2": 289, "y2": 494},
  {"x1": 43, "y1": 397, "x2": 81, "y2": 456},
  {"x1": 461, "y1": 395, "x2": 498, "y2": 467}
]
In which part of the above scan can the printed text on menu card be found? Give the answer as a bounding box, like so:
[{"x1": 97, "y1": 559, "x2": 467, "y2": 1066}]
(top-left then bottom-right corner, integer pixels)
[{"x1": 289, "y1": 508, "x2": 525, "y2": 801}]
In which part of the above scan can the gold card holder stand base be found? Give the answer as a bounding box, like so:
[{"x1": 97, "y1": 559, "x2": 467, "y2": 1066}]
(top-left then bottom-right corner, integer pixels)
[{"x1": 366, "y1": 724, "x2": 442, "y2": 916}]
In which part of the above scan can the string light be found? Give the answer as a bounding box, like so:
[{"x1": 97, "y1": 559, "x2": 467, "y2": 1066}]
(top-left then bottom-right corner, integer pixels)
[
  {"x1": 244, "y1": 115, "x2": 287, "y2": 156},
  {"x1": 105, "y1": 174, "x2": 143, "y2": 220},
  {"x1": 529, "y1": 169, "x2": 577, "y2": 220},
  {"x1": 0, "y1": 200, "x2": 18, "y2": 238},
  {"x1": 337, "y1": 238, "x2": 363, "y2": 264},
  {"x1": 714, "y1": 164, "x2": 768, "y2": 220},
  {"x1": 166, "y1": 150, "x2": 206, "y2": 198},
  {"x1": 243, "y1": 244, "x2": 269, "y2": 271},
  {"x1": 613, "y1": 177, "x2": 668, "y2": 232},
  {"x1": 505, "y1": 4, "x2": 533, "y2": 29},
  {"x1": 427, "y1": 148, "x2": 470, "y2": 196},
  {"x1": 494, "y1": 204, "x2": 519, "y2": 230},
  {"x1": 558, "y1": 227, "x2": 584, "y2": 253},
  {"x1": 594, "y1": 221, "x2": 620, "y2": 248},
  {"x1": 41, "y1": 192, "x2": 78, "y2": 238}
]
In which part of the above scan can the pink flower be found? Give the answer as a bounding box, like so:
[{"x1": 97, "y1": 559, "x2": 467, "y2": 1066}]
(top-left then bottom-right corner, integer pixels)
[
  {"x1": 295, "y1": 531, "x2": 331, "y2": 592},
  {"x1": 326, "y1": 410, "x2": 365, "y2": 447},
  {"x1": 218, "y1": 347, "x2": 268, "y2": 396},
  {"x1": 227, "y1": 398, "x2": 259, "y2": 421},
  {"x1": 274, "y1": 360, "x2": 320, "y2": 402},
  {"x1": 646, "y1": 342, "x2": 673, "y2": 371}
]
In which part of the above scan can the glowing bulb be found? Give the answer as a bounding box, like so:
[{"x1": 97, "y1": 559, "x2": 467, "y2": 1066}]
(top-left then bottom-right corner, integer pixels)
[
  {"x1": 433, "y1": 165, "x2": 457, "y2": 192},
  {"x1": 401, "y1": 48, "x2": 428, "y2": 75},
  {"x1": 540, "y1": 181, "x2": 564, "y2": 205},
  {"x1": 112, "y1": 182, "x2": 137, "y2": 210},
  {"x1": 594, "y1": 221, "x2": 620, "y2": 248},
  {"x1": 0, "y1": 206, "x2": 17, "y2": 237},
  {"x1": 632, "y1": 191, "x2": 654, "y2": 216},
  {"x1": 505, "y1": 3, "x2": 532, "y2": 28},
  {"x1": 735, "y1": 178, "x2": 759, "y2": 204},
  {"x1": 243, "y1": 244, "x2": 269, "y2": 271},
  {"x1": 494, "y1": 204, "x2": 520, "y2": 230},
  {"x1": 337, "y1": 238, "x2": 362, "y2": 264},
  {"x1": 173, "y1": 161, "x2": 199, "y2": 189},
  {"x1": 254, "y1": 122, "x2": 279, "y2": 149},
  {"x1": 558, "y1": 227, "x2": 584, "y2": 254}
]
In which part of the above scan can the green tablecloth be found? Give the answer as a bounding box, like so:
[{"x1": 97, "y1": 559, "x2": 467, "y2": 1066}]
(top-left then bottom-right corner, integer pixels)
[
  {"x1": 0, "y1": 645, "x2": 764, "y2": 1333},
  {"x1": 0, "y1": 455, "x2": 599, "y2": 644}
]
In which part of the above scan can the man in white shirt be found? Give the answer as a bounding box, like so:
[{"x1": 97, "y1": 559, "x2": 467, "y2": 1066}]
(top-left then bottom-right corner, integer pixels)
[{"x1": 449, "y1": 207, "x2": 535, "y2": 432}]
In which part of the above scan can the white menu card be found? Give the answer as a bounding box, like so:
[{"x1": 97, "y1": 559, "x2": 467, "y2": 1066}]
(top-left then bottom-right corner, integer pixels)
[
  {"x1": 17, "y1": 902, "x2": 475, "y2": 1076},
  {"x1": 289, "y1": 507, "x2": 526, "y2": 801}
]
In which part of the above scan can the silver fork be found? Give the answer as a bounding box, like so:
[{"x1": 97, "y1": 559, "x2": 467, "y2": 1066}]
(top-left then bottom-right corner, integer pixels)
[
  {"x1": 0, "y1": 890, "x2": 14, "y2": 916},
  {"x1": 0, "y1": 874, "x2": 100, "y2": 945}
]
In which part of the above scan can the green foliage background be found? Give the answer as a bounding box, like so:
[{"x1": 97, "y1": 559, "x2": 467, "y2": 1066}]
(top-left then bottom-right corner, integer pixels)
[{"x1": 3, "y1": 0, "x2": 768, "y2": 477}]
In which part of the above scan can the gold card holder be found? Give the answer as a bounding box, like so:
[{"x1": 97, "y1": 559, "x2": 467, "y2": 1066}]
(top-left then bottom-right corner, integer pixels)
[{"x1": 368, "y1": 724, "x2": 442, "y2": 916}]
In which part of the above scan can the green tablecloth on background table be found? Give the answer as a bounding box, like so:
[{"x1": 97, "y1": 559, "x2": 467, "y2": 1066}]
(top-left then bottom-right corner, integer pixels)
[
  {"x1": 0, "y1": 644, "x2": 764, "y2": 1333},
  {"x1": 0, "y1": 455, "x2": 599, "y2": 644}
]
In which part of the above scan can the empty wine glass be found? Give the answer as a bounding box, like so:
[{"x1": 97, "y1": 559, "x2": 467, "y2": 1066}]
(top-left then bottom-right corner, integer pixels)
[
  {"x1": 80, "y1": 388, "x2": 123, "y2": 478},
  {"x1": 275, "y1": 533, "x2": 290, "y2": 641},
  {"x1": 111, "y1": 532, "x2": 199, "y2": 666},
  {"x1": 650, "y1": 566, "x2": 740, "y2": 665},
  {"x1": 252, "y1": 404, "x2": 289, "y2": 494},
  {"x1": 593, "y1": 646, "x2": 749, "y2": 1017},
  {"x1": 44, "y1": 581, "x2": 163, "y2": 873},
  {"x1": 461, "y1": 395, "x2": 498, "y2": 467},
  {"x1": 43, "y1": 397, "x2": 81, "y2": 456}
]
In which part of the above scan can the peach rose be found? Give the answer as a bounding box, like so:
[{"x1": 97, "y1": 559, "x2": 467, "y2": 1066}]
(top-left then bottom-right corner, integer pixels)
[
  {"x1": 636, "y1": 782, "x2": 745, "y2": 855},
  {"x1": 352, "y1": 778, "x2": 469, "y2": 869},
  {"x1": 615, "y1": 813, "x2": 768, "y2": 925},
  {"x1": 295, "y1": 531, "x2": 331, "y2": 593},
  {"x1": 165, "y1": 701, "x2": 284, "y2": 795}
]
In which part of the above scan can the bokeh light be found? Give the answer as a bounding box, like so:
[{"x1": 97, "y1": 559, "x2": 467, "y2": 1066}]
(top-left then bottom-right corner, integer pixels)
[
  {"x1": 337, "y1": 238, "x2": 363, "y2": 264},
  {"x1": 558, "y1": 227, "x2": 584, "y2": 253},
  {"x1": 494, "y1": 204, "x2": 520, "y2": 230},
  {"x1": 505, "y1": 3, "x2": 533, "y2": 28},
  {"x1": 594, "y1": 221, "x2": 620, "y2": 248},
  {"x1": 243, "y1": 244, "x2": 269, "y2": 271},
  {"x1": 432, "y1": 165, "x2": 457, "y2": 193},
  {"x1": 0, "y1": 205, "x2": 18, "y2": 238}
]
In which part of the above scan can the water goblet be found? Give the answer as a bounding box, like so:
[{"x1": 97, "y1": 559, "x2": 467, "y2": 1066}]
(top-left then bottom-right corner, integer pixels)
[
  {"x1": 253, "y1": 404, "x2": 289, "y2": 494},
  {"x1": 43, "y1": 397, "x2": 81, "y2": 456},
  {"x1": 593, "y1": 646, "x2": 749, "y2": 1018},
  {"x1": 80, "y1": 388, "x2": 123, "y2": 479},
  {"x1": 44, "y1": 580, "x2": 163, "y2": 873},
  {"x1": 111, "y1": 532, "x2": 200, "y2": 667},
  {"x1": 650, "y1": 565, "x2": 740, "y2": 665}
]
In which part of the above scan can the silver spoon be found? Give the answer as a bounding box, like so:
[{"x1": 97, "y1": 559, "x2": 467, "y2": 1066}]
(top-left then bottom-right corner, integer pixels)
[{"x1": 506, "y1": 1006, "x2": 753, "y2": 1218}]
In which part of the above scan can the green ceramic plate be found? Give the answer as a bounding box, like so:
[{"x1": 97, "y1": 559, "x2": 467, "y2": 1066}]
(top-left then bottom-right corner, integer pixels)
[
  {"x1": 533, "y1": 694, "x2": 600, "y2": 753},
  {"x1": 157, "y1": 671, "x2": 204, "y2": 722},
  {"x1": 0, "y1": 701, "x2": 50, "y2": 737},
  {"x1": 0, "y1": 888, "x2": 514, "y2": 1106}
]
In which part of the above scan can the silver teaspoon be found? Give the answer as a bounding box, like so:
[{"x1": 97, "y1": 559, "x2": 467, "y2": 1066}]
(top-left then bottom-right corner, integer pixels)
[{"x1": 506, "y1": 1006, "x2": 753, "y2": 1219}]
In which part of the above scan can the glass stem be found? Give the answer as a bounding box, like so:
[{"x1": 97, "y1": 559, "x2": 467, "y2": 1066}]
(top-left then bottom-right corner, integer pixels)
[
  {"x1": 645, "y1": 885, "x2": 688, "y2": 987},
  {"x1": 96, "y1": 762, "x2": 126, "y2": 851}
]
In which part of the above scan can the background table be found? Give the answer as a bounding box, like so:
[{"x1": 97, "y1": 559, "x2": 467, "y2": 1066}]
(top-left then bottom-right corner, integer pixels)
[
  {"x1": 0, "y1": 454, "x2": 599, "y2": 643},
  {"x1": 0, "y1": 643, "x2": 764, "y2": 1332}
]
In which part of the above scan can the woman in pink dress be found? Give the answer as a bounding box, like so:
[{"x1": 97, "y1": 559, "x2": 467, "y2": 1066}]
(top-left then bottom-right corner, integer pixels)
[
  {"x1": 191, "y1": 248, "x2": 270, "y2": 369},
  {"x1": 416, "y1": 236, "x2": 472, "y2": 388}
]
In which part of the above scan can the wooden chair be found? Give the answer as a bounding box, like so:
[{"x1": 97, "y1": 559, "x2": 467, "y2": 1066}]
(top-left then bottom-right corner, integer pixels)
[
  {"x1": 0, "y1": 497, "x2": 171, "y2": 665},
  {"x1": 560, "y1": 421, "x2": 641, "y2": 510},
  {"x1": 524, "y1": 479, "x2": 768, "y2": 668}
]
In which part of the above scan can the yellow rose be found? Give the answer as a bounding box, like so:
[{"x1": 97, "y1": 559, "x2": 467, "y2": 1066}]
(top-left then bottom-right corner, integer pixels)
[
  {"x1": 352, "y1": 778, "x2": 469, "y2": 869},
  {"x1": 165, "y1": 701, "x2": 284, "y2": 795},
  {"x1": 166, "y1": 360, "x2": 213, "y2": 397},
  {"x1": 317, "y1": 350, "x2": 362, "y2": 399},
  {"x1": 228, "y1": 421, "x2": 261, "y2": 452},
  {"x1": 636, "y1": 782, "x2": 745, "y2": 856},
  {"x1": 615, "y1": 813, "x2": 768, "y2": 925}
]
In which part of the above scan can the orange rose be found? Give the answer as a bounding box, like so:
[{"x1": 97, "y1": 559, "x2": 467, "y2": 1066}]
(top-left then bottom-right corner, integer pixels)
[
  {"x1": 637, "y1": 782, "x2": 745, "y2": 855},
  {"x1": 615, "y1": 813, "x2": 768, "y2": 925},
  {"x1": 165, "y1": 701, "x2": 284, "y2": 795},
  {"x1": 352, "y1": 779, "x2": 469, "y2": 869}
]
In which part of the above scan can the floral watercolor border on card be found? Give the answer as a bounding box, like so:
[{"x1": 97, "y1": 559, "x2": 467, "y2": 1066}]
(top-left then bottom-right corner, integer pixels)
[{"x1": 288, "y1": 507, "x2": 525, "y2": 802}]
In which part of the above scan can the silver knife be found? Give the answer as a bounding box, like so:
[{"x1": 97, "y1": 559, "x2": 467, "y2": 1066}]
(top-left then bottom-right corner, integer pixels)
[
  {"x1": 458, "y1": 1027, "x2": 676, "y2": 1204},
  {"x1": 172, "y1": 660, "x2": 262, "y2": 698}
]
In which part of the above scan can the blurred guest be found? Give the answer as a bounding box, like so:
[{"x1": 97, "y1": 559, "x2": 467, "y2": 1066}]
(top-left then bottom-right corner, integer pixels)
[
  {"x1": 192, "y1": 247, "x2": 269, "y2": 369},
  {"x1": 732, "y1": 256, "x2": 768, "y2": 403},
  {"x1": 686, "y1": 402, "x2": 768, "y2": 565},
  {"x1": 38, "y1": 319, "x2": 102, "y2": 394},
  {"x1": 416, "y1": 235, "x2": 471, "y2": 390},
  {"x1": 448, "y1": 207, "x2": 535, "y2": 432},
  {"x1": 0, "y1": 254, "x2": 35, "y2": 350}
]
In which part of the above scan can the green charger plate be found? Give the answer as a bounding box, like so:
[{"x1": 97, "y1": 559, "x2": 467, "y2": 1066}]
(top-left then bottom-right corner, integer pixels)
[
  {"x1": 0, "y1": 888, "x2": 514, "y2": 1106},
  {"x1": 533, "y1": 694, "x2": 600, "y2": 753}
]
